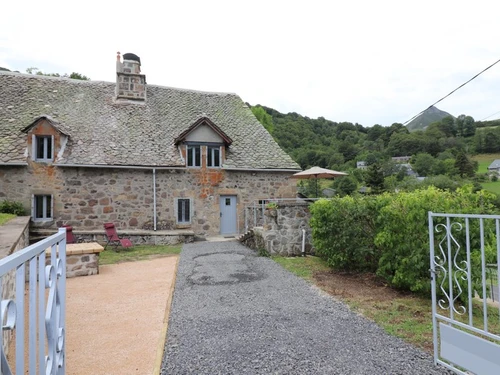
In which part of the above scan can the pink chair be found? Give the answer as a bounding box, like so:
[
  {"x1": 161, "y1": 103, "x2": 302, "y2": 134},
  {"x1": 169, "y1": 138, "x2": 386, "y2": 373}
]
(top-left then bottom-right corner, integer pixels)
[{"x1": 103, "y1": 223, "x2": 133, "y2": 250}]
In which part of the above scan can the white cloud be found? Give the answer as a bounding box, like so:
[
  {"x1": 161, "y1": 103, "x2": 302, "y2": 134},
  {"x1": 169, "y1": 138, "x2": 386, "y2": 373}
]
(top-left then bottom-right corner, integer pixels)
[{"x1": 2, "y1": 0, "x2": 500, "y2": 126}]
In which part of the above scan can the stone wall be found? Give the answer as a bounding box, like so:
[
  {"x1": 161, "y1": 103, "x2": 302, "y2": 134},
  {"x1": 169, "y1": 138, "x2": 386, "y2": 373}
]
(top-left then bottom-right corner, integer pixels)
[
  {"x1": 241, "y1": 202, "x2": 314, "y2": 256},
  {"x1": 0, "y1": 216, "x2": 30, "y2": 356},
  {"x1": 0, "y1": 166, "x2": 297, "y2": 237}
]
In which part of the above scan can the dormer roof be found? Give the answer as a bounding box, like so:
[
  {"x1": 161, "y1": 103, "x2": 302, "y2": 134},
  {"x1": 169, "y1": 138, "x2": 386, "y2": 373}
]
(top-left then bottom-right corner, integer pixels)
[{"x1": 174, "y1": 117, "x2": 233, "y2": 146}]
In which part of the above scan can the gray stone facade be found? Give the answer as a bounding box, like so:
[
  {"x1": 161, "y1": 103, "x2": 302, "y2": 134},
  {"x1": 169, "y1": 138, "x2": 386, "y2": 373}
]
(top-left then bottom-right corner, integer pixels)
[
  {"x1": 0, "y1": 166, "x2": 296, "y2": 236},
  {"x1": 241, "y1": 202, "x2": 314, "y2": 256}
]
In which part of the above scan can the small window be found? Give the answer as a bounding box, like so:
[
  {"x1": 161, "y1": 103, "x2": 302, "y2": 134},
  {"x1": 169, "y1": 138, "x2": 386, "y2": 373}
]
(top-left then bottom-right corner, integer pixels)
[
  {"x1": 32, "y1": 195, "x2": 53, "y2": 221},
  {"x1": 33, "y1": 135, "x2": 54, "y2": 161},
  {"x1": 187, "y1": 145, "x2": 201, "y2": 167},
  {"x1": 176, "y1": 198, "x2": 191, "y2": 224},
  {"x1": 207, "y1": 146, "x2": 221, "y2": 167},
  {"x1": 225, "y1": 198, "x2": 231, "y2": 206}
]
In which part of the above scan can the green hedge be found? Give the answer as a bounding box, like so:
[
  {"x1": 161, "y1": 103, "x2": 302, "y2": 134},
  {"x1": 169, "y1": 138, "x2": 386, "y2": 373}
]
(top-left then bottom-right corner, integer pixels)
[
  {"x1": 0, "y1": 200, "x2": 25, "y2": 216},
  {"x1": 310, "y1": 186, "x2": 498, "y2": 296}
]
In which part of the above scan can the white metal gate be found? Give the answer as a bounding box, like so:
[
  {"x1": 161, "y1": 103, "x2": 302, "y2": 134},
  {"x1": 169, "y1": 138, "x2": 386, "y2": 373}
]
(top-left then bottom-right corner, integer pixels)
[
  {"x1": 429, "y1": 212, "x2": 500, "y2": 374},
  {"x1": 0, "y1": 228, "x2": 66, "y2": 374}
]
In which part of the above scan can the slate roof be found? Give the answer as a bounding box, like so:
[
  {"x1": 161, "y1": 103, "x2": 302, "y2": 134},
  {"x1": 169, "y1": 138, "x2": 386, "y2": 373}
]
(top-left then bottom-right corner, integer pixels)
[
  {"x1": 488, "y1": 159, "x2": 500, "y2": 170},
  {"x1": 0, "y1": 72, "x2": 299, "y2": 169}
]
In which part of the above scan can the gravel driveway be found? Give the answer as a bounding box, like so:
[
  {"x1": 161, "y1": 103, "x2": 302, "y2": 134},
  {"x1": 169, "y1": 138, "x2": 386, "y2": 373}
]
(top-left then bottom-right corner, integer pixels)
[{"x1": 161, "y1": 241, "x2": 448, "y2": 374}]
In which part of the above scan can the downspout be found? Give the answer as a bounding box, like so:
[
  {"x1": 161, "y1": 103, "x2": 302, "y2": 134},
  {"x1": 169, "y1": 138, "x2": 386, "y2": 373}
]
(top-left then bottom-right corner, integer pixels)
[
  {"x1": 153, "y1": 168, "x2": 157, "y2": 231},
  {"x1": 302, "y1": 229, "x2": 306, "y2": 256}
]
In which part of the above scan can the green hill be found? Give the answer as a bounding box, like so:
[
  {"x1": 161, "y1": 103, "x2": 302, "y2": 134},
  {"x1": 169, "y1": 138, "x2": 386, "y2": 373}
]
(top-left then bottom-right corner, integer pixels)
[{"x1": 406, "y1": 106, "x2": 453, "y2": 132}]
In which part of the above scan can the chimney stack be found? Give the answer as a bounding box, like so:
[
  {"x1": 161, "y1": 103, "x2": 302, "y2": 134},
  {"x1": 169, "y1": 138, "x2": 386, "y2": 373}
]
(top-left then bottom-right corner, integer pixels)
[{"x1": 115, "y1": 52, "x2": 147, "y2": 101}]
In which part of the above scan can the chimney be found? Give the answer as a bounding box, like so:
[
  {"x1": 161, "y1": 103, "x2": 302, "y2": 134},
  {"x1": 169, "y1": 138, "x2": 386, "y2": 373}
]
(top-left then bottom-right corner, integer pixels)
[{"x1": 115, "y1": 52, "x2": 147, "y2": 101}]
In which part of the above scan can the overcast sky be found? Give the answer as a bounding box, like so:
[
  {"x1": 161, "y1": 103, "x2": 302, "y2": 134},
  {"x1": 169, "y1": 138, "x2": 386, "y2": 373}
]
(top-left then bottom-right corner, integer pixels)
[{"x1": 1, "y1": 0, "x2": 500, "y2": 127}]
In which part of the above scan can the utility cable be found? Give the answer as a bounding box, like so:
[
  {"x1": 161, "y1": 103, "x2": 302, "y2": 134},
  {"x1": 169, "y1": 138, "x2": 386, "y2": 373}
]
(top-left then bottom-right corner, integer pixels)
[
  {"x1": 480, "y1": 109, "x2": 500, "y2": 122},
  {"x1": 403, "y1": 57, "x2": 500, "y2": 125}
]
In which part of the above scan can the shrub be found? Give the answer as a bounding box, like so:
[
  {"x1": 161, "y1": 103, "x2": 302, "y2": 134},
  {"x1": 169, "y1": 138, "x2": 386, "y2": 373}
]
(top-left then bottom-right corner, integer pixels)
[
  {"x1": 374, "y1": 186, "x2": 498, "y2": 295},
  {"x1": 0, "y1": 200, "x2": 25, "y2": 216},
  {"x1": 310, "y1": 196, "x2": 390, "y2": 272},
  {"x1": 310, "y1": 186, "x2": 499, "y2": 300}
]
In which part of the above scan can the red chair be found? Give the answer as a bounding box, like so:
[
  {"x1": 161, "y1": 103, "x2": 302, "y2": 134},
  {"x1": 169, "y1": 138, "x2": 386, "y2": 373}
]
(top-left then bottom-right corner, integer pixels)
[
  {"x1": 61, "y1": 225, "x2": 77, "y2": 244},
  {"x1": 103, "y1": 223, "x2": 133, "y2": 250}
]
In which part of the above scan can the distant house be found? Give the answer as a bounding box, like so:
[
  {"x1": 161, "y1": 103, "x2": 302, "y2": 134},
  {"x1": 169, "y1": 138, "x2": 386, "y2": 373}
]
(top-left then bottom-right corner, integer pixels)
[
  {"x1": 392, "y1": 156, "x2": 411, "y2": 163},
  {"x1": 356, "y1": 161, "x2": 367, "y2": 170},
  {"x1": 0, "y1": 52, "x2": 300, "y2": 236},
  {"x1": 396, "y1": 163, "x2": 418, "y2": 177},
  {"x1": 488, "y1": 160, "x2": 500, "y2": 174}
]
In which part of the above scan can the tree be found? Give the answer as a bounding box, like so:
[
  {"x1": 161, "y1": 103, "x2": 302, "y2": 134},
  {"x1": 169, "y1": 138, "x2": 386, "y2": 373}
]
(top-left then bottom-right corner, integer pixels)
[
  {"x1": 251, "y1": 105, "x2": 274, "y2": 133},
  {"x1": 411, "y1": 153, "x2": 435, "y2": 177},
  {"x1": 333, "y1": 176, "x2": 358, "y2": 196},
  {"x1": 365, "y1": 163, "x2": 385, "y2": 194},
  {"x1": 454, "y1": 151, "x2": 476, "y2": 178},
  {"x1": 26, "y1": 67, "x2": 90, "y2": 80}
]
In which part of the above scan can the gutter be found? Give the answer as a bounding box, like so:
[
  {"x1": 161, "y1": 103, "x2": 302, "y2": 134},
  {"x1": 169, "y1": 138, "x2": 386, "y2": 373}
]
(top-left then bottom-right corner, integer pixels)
[
  {"x1": 55, "y1": 164, "x2": 186, "y2": 170},
  {"x1": 53, "y1": 164, "x2": 300, "y2": 173},
  {"x1": 223, "y1": 168, "x2": 301, "y2": 172},
  {"x1": 0, "y1": 163, "x2": 28, "y2": 166}
]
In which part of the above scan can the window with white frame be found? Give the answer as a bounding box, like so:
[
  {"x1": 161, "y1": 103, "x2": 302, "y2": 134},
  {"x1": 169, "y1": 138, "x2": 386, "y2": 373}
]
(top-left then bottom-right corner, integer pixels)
[
  {"x1": 32, "y1": 194, "x2": 53, "y2": 221},
  {"x1": 33, "y1": 135, "x2": 54, "y2": 161},
  {"x1": 176, "y1": 198, "x2": 192, "y2": 224},
  {"x1": 207, "y1": 146, "x2": 221, "y2": 167},
  {"x1": 187, "y1": 145, "x2": 201, "y2": 167}
]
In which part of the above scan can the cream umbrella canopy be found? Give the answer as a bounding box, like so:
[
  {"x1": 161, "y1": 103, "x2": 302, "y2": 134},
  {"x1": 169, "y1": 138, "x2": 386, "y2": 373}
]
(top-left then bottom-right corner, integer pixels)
[{"x1": 291, "y1": 166, "x2": 348, "y2": 197}]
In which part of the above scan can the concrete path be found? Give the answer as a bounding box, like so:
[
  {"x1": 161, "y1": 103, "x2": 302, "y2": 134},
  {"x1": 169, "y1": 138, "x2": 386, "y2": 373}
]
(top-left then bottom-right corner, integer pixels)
[
  {"x1": 161, "y1": 241, "x2": 449, "y2": 374},
  {"x1": 66, "y1": 256, "x2": 178, "y2": 375}
]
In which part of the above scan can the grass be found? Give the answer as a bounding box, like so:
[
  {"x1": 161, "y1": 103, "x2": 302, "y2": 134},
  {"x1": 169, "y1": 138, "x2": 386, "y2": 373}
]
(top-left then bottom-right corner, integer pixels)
[
  {"x1": 272, "y1": 255, "x2": 330, "y2": 281},
  {"x1": 99, "y1": 244, "x2": 182, "y2": 265},
  {"x1": 471, "y1": 153, "x2": 500, "y2": 174},
  {"x1": 273, "y1": 255, "x2": 500, "y2": 352},
  {"x1": 480, "y1": 181, "x2": 500, "y2": 194},
  {"x1": 0, "y1": 213, "x2": 15, "y2": 226}
]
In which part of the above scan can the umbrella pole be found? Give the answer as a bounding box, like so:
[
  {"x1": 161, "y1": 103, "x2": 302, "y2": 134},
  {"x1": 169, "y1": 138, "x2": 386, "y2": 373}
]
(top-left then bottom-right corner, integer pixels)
[{"x1": 315, "y1": 175, "x2": 318, "y2": 198}]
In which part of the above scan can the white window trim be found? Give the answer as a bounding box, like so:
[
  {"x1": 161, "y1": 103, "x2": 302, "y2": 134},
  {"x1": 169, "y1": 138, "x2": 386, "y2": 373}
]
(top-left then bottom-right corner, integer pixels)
[
  {"x1": 207, "y1": 145, "x2": 221, "y2": 168},
  {"x1": 32, "y1": 134, "x2": 54, "y2": 162},
  {"x1": 174, "y1": 198, "x2": 193, "y2": 224},
  {"x1": 186, "y1": 145, "x2": 201, "y2": 168},
  {"x1": 31, "y1": 194, "x2": 54, "y2": 221}
]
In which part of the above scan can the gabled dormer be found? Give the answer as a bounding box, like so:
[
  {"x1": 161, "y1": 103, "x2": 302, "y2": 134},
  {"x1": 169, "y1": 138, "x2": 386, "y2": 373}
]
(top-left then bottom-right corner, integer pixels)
[
  {"x1": 22, "y1": 116, "x2": 69, "y2": 163},
  {"x1": 175, "y1": 117, "x2": 232, "y2": 168}
]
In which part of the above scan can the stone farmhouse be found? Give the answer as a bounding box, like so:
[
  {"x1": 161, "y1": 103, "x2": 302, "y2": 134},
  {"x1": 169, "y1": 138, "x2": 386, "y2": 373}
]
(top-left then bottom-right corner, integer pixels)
[{"x1": 0, "y1": 53, "x2": 300, "y2": 236}]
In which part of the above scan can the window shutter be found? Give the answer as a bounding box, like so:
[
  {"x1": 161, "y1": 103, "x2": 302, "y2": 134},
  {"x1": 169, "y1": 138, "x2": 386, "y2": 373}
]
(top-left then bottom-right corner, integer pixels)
[
  {"x1": 31, "y1": 194, "x2": 35, "y2": 219},
  {"x1": 31, "y1": 135, "x2": 36, "y2": 160}
]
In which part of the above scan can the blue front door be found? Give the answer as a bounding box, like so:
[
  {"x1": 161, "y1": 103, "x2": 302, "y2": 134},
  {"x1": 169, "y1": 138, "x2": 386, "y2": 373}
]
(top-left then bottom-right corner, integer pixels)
[{"x1": 220, "y1": 195, "x2": 237, "y2": 234}]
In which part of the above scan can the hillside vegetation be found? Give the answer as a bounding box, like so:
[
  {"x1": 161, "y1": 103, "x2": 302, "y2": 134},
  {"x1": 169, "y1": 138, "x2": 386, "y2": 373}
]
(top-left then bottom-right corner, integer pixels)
[{"x1": 251, "y1": 104, "x2": 500, "y2": 196}]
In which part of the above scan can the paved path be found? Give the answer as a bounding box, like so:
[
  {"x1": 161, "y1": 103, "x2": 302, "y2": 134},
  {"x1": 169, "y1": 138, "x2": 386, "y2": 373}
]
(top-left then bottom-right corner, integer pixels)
[{"x1": 161, "y1": 241, "x2": 448, "y2": 374}]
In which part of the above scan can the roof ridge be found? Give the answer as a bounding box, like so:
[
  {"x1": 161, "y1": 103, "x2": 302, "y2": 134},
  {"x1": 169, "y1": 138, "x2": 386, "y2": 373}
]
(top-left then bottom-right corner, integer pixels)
[{"x1": 0, "y1": 71, "x2": 238, "y2": 95}]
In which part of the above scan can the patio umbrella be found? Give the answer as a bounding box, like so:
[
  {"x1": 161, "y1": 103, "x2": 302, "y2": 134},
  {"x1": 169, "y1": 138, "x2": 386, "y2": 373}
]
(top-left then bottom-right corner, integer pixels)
[{"x1": 291, "y1": 166, "x2": 348, "y2": 197}]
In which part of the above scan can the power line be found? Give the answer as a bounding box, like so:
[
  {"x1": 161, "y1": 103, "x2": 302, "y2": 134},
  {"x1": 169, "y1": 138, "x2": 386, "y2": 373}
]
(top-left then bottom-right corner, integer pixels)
[
  {"x1": 480, "y1": 109, "x2": 500, "y2": 122},
  {"x1": 403, "y1": 57, "x2": 500, "y2": 125}
]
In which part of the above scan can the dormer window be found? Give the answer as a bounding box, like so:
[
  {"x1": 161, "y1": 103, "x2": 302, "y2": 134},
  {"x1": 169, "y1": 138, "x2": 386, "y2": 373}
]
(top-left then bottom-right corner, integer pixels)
[
  {"x1": 187, "y1": 145, "x2": 201, "y2": 167},
  {"x1": 207, "y1": 146, "x2": 221, "y2": 168},
  {"x1": 175, "y1": 117, "x2": 233, "y2": 169},
  {"x1": 33, "y1": 135, "x2": 54, "y2": 162}
]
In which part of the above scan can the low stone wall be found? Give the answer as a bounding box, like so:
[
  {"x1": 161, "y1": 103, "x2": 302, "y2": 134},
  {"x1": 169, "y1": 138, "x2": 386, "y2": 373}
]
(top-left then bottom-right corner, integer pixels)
[
  {"x1": 31, "y1": 228, "x2": 195, "y2": 246},
  {"x1": 241, "y1": 202, "x2": 314, "y2": 256},
  {"x1": 0, "y1": 216, "x2": 31, "y2": 356},
  {"x1": 47, "y1": 242, "x2": 104, "y2": 278}
]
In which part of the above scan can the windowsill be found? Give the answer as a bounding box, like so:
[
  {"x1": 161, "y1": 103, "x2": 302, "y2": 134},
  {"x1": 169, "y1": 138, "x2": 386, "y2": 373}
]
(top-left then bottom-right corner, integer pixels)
[
  {"x1": 176, "y1": 223, "x2": 192, "y2": 229},
  {"x1": 32, "y1": 218, "x2": 54, "y2": 223},
  {"x1": 33, "y1": 160, "x2": 54, "y2": 163}
]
